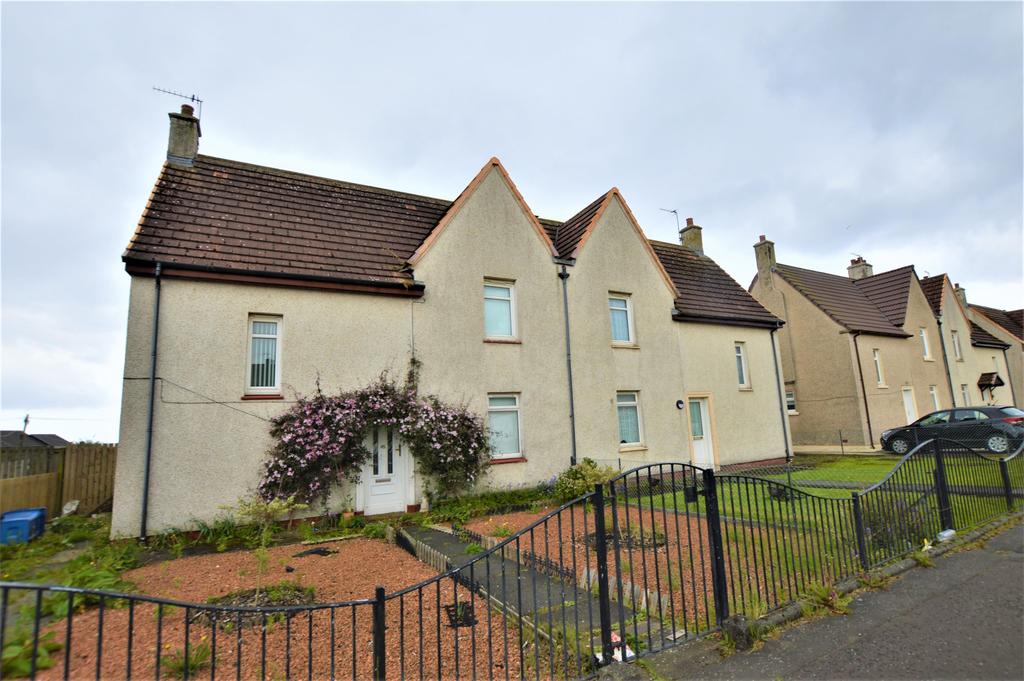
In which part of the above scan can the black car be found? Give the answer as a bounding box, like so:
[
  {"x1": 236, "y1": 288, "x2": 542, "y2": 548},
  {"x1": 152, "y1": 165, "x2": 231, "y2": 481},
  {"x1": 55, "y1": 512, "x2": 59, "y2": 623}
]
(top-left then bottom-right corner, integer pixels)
[{"x1": 880, "y1": 406, "x2": 1024, "y2": 455}]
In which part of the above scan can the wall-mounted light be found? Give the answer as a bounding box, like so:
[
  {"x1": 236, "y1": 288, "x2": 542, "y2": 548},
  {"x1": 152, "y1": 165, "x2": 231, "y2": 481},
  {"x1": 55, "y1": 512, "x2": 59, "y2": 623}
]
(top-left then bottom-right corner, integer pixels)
[{"x1": 676, "y1": 400, "x2": 686, "y2": 410}]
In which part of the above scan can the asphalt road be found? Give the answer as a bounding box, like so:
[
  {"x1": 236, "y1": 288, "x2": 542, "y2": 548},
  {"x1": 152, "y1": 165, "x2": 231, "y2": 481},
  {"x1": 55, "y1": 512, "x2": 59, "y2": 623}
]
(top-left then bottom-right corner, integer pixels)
[{"x1": 608, "y1": 521, "x2": 1024, "y2": 680}]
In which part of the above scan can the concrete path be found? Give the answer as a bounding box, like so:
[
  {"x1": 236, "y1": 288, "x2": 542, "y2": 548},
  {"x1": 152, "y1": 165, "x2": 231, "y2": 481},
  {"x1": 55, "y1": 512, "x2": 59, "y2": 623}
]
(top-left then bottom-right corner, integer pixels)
[{"x1": 602, "y1": 522, "x2": 1024, "y2": 680}]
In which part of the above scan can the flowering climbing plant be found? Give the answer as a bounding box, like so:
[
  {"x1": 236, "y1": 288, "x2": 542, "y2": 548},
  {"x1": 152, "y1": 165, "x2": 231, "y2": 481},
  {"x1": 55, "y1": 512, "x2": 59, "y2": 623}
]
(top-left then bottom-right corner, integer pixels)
[{"x1": 257, "y1": 373, "x2": 491, "y2": 506}]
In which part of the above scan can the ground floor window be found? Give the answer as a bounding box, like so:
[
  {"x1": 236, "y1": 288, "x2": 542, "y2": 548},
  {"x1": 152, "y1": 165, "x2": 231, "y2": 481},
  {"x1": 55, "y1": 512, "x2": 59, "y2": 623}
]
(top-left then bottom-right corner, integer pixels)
[
  {"x1": 487, "y1": 394, "x2": 521, "y2": 458},
  {"x1": 616, "y1": 391, "x2": 642, "y2": 446}
]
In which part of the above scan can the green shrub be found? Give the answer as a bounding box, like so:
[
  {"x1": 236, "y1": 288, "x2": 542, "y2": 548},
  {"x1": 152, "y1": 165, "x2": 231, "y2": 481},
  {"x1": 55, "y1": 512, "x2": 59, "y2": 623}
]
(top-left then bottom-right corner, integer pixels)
[
  {"x1": 554, "y1": 458, "x2": 616, "y2": 503},
  {"x1": 490, "y1": 522, "x2": 513, "y2": 538},
  {"x1": 1, "y1": 628, "x2": 61, "y2": 676},
  {"x1": 161, "y1": 640, "x2": 211, "y2": 678},
  {"x1": 361, "y1": 522, "x2": 388, "y2": 540},
  {"x1": 465, "y1": 542, "x2": 484, "y2": 555},
  {"x1": 429, "y1": 486, "x2": 555, "y2": 523}
]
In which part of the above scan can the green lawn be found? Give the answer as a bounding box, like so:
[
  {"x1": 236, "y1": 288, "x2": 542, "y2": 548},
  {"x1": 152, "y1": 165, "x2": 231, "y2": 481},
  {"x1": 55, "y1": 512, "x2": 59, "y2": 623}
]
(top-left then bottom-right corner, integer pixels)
[{"x1": 754, "y1": 455, "x2": 900, "y2": 487}]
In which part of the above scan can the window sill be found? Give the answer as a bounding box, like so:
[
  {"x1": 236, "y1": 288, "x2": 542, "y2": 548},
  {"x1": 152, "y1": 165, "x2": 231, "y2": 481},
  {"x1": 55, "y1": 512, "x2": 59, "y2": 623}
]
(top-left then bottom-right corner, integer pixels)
[
  {"x1": 618, "y1": 445, "x2": 647, "y2": 453},
  {"x1": 241, "y1": 394, "x2": 284, "y2": 401},
  {"x1": 484, "y1": 338, "x2": 522, "y2": 345},
  {"x1": 787, "y1": 411, "x2": 800, "y2": 416},
  {"x1": 738, "y1": 387, "x2": 753, "y2": 392},
  {"x1": 923, "y1": 358, "x2": 935, "y2": 362},
  {"x1": 877, "y1": 384, "x2": 889, "y2": 389},
  {"x1": 612, "y1": 342, "x2": 640, "y2": 350},
  {"x1": 488, "y1": 456, "x2": 527, "y2": 465}
]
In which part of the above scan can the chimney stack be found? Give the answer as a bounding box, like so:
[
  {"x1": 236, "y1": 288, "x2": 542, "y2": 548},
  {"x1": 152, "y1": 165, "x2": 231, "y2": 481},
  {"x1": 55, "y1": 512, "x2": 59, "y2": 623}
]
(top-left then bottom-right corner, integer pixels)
[
  {"x1": 847, "y1": 256, "x2": 874, "y2": 280},
  {"x1": 679, "y1": 217, "x2": 703, "y2": 255},
  {"x1": 167, "y1": 104, "x2": 201, "y2": 166},
  {"x1": 753, "y1": 234, "x2": 776, "y2": 289},
  {"x1": 954, "y1": 283, "x2": 968, "y2": 307}
]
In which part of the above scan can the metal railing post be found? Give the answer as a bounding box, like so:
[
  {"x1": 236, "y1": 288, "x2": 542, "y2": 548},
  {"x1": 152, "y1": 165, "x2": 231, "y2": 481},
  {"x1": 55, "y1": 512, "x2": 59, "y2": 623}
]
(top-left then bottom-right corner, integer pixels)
[
  {"x1": 592, "y1": 483, "x2": 614, "y2": 664},
  {"x1": 932, "y1": 439, "x2": 955, "y2": 531},
  {"x1": 999, "y1": 459, "x2": 1015, "y2": 511},
  {"x1": 701, "y1": 467, "x2": 730, "y2": 624},
  {"x1": 372, "y1": 586, "x2": 387, "y2": 680},
  {"x1": 852, "y1": 492, "x2": 870, "y2": 570}
]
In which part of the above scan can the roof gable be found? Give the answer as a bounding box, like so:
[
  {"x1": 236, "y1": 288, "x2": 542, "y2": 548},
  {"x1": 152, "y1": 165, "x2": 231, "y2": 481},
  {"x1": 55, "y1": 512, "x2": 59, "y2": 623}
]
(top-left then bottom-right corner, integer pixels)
[
  {"x1": 407, "y1": 157, "x2": 556, "y2": 266},
  {"x1": 774, "y1": 264, "x2": 910, "y2": 337},
  {"x1": 651, "y1": 241, "x2": 781, "y2": 328},
  {"x1": 852, "y1": 266, "x2": 916, "y2": 327},
  {"x1": 972, "y1": 304, "x2": 1024, "y2": 342},
  {"x1": 552, "y1": 191, "x2": 611, "y2": 259},
  {"x1": 919, "y1": 274, "x2": 945, "y2": 317},
  {"x1": 970, "y1": 322, "x2": 1011, "y2": 349}
]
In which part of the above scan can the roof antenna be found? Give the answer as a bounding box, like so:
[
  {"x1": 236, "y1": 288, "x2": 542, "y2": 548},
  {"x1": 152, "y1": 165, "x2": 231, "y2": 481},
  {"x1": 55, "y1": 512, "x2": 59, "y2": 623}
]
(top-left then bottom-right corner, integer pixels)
[
  {"x1": 152, "y1": 86, "x2": 204, "y2": 119},
  {"x1": 659, "y1": 208, "x2": 680, "y2": 231}
]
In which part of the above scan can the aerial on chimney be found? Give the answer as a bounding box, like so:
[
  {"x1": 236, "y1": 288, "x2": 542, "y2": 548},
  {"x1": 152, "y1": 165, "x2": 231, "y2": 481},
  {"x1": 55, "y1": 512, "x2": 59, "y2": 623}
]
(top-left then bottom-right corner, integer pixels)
[
  {"x1": 166, "y1": 104, "x2": 201, "y2": 166},
  {"x1": 847, "y1": 256, "x2": 874, "y2": 280},
  {"x1": 680, "y1": 217, "x2": 703, "y2": 255}
]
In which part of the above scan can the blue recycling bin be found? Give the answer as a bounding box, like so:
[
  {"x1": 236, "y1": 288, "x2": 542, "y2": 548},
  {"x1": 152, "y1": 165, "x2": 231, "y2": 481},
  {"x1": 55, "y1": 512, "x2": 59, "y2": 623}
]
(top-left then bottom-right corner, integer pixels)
[{"x1": 1, "y1": 507, "x2": 47, "y2": 544}]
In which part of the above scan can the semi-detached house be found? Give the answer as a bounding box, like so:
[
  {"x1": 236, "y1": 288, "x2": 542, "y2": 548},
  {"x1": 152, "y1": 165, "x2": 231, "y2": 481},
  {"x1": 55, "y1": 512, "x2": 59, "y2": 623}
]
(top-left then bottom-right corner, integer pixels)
[{"x1": 111, "y1": 106, "x2": 790, "y2": 537}]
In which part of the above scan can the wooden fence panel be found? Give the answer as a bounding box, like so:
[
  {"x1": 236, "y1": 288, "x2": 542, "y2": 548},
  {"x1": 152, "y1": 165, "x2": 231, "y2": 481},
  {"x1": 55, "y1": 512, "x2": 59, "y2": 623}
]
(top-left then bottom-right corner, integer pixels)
[
  {"x1": 61, "y1": 444, "x2": 117, "y2": 515},
  {"x1": 0, "y1": 446, "x2": 60, "y2": 479},
  {"x1": 0, "y1": 472, "x2": 61, "y2": 518}
]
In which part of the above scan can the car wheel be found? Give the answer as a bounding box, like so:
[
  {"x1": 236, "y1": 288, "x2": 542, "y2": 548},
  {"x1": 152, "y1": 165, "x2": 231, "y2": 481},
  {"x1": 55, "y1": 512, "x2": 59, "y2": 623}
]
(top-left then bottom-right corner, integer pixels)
[
  {"x1": 986, "y1": 434, "x2": 1010, "y2": 454},
  {"x1": 890, "y1": 438, "x2": 910, "y2": 455}
]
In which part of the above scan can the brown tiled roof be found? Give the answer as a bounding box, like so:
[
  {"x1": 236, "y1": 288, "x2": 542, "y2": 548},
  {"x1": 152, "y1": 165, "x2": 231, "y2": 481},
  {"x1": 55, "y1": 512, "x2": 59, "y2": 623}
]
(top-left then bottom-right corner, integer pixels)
[
  {"x1": 971, "y1": 304, "x2": 1024, "y2": 341},
  {"x1": 853, "y1": 266, "x2": 915, "y2": 326},
  {"x1": 774, "y1": 264, "x2": 910, "y2": 337},
  {"x1": 124, "y1": 155, "x2": 451, "y2": 287},
  {"x1": 978, "y1": 372, "x2": 1005, "y2": 389},
  {"x1": 919, "y1": 274, "x2": 945, "y2": 317},
  {"x1": 651, "y1": 241, "x2": 782, "y2": 328},
  {"x1": 970, "y1": 322, "x2": 1010, "y2": 349},
  {"x1": 552, "y1": 191, "x2": 611, "y2": 258}
]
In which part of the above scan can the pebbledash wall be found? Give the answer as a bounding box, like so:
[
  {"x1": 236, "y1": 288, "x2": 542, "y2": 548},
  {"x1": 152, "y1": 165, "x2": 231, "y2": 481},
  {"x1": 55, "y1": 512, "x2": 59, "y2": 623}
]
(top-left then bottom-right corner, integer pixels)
[{"x1": 112, "y1": 163, "x2": 788, "y2": 537}]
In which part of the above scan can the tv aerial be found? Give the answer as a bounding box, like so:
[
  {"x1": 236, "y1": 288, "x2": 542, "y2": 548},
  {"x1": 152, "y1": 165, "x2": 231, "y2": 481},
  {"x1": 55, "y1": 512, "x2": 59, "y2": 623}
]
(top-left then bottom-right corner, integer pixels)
[{"x1": 152, "y1": 86, "x2": 204, "y2": 118}]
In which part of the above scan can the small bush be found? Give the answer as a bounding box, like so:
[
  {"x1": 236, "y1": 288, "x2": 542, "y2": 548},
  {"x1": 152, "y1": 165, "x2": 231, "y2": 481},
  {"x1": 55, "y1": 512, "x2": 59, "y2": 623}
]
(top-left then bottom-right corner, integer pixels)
[
  {"x1": 429, "y1": 486, "x2": 556, "y2": 523},
  {"x1": 361, "y1": 522, "x2": 388, "y2": 540},
  {"x1": 1, "y1": 629, "x2": 61, "y2": 677},
  {"x1": 465, "y1": 542, "x2": 484, "y2": 555},
  {"x1": 554, "y1": 458, "x2": 616, "y2": 503},
  {"x1": 490, "y1": 522, "x2": 513, "y2": 538},
  {"x1": 161, "y1": 640, "x2": 211, "y2": 678},
  {"x1": 800, "y1": 582, "x2": 852, "y2": 616}
]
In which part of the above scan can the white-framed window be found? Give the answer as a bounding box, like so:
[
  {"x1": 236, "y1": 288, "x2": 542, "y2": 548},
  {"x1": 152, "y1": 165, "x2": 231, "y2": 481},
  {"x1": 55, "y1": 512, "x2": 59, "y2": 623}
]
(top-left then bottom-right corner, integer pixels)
[
  {"x1": 483, "y1": 281, "x2": 516, "y2": 339},
  {"x1": 919, "y1": 328, "x2": 931, "y2": 359},
  {"x1": 960, "y1": 384, "x2": 970, "y2": 406},
  {"x1": 246, "y1": 316, "x2": 281, "y2": 394},
  {"x1": 616, "y1": 391, "x2": 643, "y2": 446},
  {"x1": 608, "y1": 294, "x2": 635, "y2": 344},
  {"x1": 951, "y1": 330, "x2": 963, "y2": 360},
  {"x1": 734, "y1": 342, "x2": 750, "y2": 388},
  {"x1": 487, "y1": 394, "x2": 521, "y2": 459},
  {"x1": 929, "y1": 385, "x2": 940, "y2": 411},
  {"x1": 872, "y1": 349, "x2": 885, "y2": 386},
  {"x1": 785, "y1": 390, "x2": 797, "y2": 414}
]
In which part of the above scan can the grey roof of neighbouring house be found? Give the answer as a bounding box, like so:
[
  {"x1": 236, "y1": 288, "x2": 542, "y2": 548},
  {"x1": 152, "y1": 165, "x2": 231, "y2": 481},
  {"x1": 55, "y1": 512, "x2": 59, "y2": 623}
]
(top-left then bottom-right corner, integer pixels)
[
  {"x1": 0, "y1": 431, "x2": 71, "y2": 448},
  {"x1": 773, "y1": 263, "x2": 913, "y2": 337}
]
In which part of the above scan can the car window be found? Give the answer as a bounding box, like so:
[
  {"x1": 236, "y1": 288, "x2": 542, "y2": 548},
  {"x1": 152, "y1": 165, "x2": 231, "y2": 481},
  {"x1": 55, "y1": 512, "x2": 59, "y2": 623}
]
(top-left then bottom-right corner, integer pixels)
[
  {"x1": 954, "y1": 410, "x2": 989, "y2": 422},
  {"x1": 917, "y1": 411, "x2": 950, "y2": 426},
  {"x1": 999, "y1": 407, "x2": 1024, "y2": 417}
]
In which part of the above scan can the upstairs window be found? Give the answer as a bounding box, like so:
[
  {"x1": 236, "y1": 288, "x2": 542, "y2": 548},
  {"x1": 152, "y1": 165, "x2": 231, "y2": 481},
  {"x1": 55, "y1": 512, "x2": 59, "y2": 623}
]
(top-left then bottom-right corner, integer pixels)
[
  {"x1": 487, "y1": 394, "x2": 521, "y2": 459},
  {"x1": 872, "y1": 349, "x2": 885, "y2": 386},
  {"x1": 616, "y1": 392, "x2": 642, "y2": 446},
  {"x1": 735, "y1": 342, "x2": 750, "y2": 388},
  {"x1": 951, "y1": 330, "x2": 963, "y2": 360},
  {"x1": 484, "y1": 282, "x2": 516, "y2": 339},
  {"x1": 247, "y1": 316, "x2": 281, "y2": 394},
  {"x1": 919, "y1": 328, "x2": 931, "y2": 359},
  {"x1": 785, "y1": 390, "x2": 797, "y2": 414},
  {"x1": 609, "y1": 295, "x2": 634, "y2": 343}
]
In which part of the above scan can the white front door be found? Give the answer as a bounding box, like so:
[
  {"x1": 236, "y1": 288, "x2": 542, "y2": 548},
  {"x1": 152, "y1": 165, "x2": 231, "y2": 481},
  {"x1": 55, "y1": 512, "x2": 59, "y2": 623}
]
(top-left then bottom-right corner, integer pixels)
[
  {"x1": 363, "y1": 427, "x2": 407, "y2": 515},
  {"x1": 901, "y1": 387, "x2": 917, "y2": 424},
  {"x1": 688, "y1": 398, "x2": 715, "y2": 469}
]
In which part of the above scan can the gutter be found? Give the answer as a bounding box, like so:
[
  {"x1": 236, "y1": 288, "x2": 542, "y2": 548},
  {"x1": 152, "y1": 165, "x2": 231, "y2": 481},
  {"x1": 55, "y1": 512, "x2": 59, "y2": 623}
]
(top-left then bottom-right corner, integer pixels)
[
  {"x1": 671, "y1": 311, "x2": 784, "y2": 330},
  {"x1": 851, "y1": 332, "x2": 876, "y2": 449},
  {"x1": 558, "y1": 264, "x2": 578, "y2": 466},
  {"x1": 140, "y1": 262, "x2": 163, "y2": 539},
  {"x1": 769, "y1": 329, "x2": 792, "y2": 463},
  {"x1": 935, "y1": 318, "x2": 956, "y2": 407},
  {"x1": 1002, "y1": 348, "x2": 1019, "y2": 405}
]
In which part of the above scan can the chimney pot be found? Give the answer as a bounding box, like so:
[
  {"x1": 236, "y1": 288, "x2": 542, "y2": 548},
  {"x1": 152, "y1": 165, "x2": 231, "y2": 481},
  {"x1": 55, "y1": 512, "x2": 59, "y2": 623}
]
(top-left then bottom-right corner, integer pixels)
[
  {"x1": 847, "y1": 257, "x2": 874, "y2": 280},
  {"x1": 685, "y1": 217, "x2": 694, "y2": 227},
  {"x1": 759, "y1": 234, "x2": 766, "y2": 243},
  {"x1": 180, "y1": 104, "x2": 195, "y2": 117}
]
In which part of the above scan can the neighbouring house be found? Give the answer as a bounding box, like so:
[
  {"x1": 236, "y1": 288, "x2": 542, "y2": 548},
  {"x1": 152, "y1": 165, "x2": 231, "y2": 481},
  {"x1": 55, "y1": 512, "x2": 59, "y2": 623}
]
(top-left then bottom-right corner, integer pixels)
[
  {"x1": 919, "y1": 275, "x2": 1015, "y2": 407},
  {"x1": 957, "y1": 291, "x2": 1023, "y2": 406},
  {"x1": 749, "y1": 239, "x2": 954, "y2": 448},
  {"x1": 111, "y1": 106, "x2": 789, "y2": 537},
  {"x1": 0, "y1": 431, "x2": 71, "y2": 449}
]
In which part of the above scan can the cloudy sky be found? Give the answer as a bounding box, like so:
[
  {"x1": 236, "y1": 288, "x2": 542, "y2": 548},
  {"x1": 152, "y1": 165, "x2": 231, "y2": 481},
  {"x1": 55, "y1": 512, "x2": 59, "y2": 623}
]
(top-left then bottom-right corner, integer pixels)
[{"x1": 2, "y1": 2, "x2": 1021, "y2": 442}]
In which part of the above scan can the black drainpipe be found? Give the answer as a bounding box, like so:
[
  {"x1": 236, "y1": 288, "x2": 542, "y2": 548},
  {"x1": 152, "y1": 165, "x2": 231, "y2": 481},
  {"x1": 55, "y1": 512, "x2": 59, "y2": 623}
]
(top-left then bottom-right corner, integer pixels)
[
  {"x1": 851, "y1": 332, "x2": 875, "y2": 449},
  {"x1": 1002, "y1": 347, "x2": 1018, "y2": 405},
  {"x1": 558, "y1": 264, "x2": 578, "y2": 466},
  {"x1": 935, "y1": 318, "x2": 955, "y2": 407},
  {"x1": 140, "y1": 262, "x2": 163, "y2": 539},
  {"x1": 769, "y1": 328, "x2": 791, "y2": 463}
]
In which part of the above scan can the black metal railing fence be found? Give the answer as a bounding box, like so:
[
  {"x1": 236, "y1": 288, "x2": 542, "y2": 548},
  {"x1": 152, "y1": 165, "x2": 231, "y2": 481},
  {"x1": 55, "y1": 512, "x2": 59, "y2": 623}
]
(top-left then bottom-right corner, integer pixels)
[{"x1": 2, "y1": 432, "x2": 1022, "y2": 681}]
